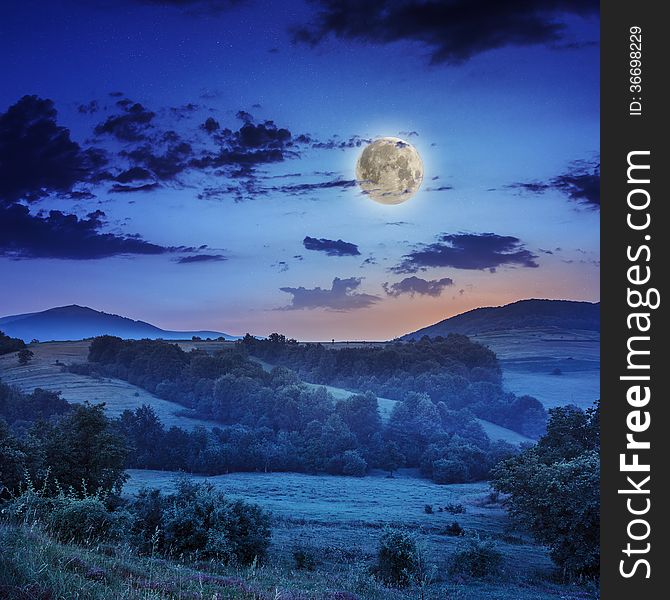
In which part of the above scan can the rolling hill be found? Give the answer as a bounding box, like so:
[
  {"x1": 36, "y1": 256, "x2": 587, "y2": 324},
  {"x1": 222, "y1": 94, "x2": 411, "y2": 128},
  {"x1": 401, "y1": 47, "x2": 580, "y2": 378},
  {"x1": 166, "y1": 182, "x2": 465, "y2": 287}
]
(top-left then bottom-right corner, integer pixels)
[
  {"x1": 401, "y1": 299, "x2": 599, "y2": 340},
  {"x1": 0, "y1": 305, "x2": 238, "y2": 342}
]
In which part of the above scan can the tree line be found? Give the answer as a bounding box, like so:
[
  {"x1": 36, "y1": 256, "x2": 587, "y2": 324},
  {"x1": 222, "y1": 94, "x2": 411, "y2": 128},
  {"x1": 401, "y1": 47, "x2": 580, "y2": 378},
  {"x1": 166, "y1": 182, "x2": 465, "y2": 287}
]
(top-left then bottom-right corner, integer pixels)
[{"x1": 64, "y1": 336, "x2": 524, "y2": 483}]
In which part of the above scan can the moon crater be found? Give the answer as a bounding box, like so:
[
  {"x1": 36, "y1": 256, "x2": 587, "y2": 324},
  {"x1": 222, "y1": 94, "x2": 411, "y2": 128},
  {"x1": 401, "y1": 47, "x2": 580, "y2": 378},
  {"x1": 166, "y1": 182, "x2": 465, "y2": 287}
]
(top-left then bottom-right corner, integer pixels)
[{"x1": 356, "y1": 137, "x2": 423, "y2": 204}]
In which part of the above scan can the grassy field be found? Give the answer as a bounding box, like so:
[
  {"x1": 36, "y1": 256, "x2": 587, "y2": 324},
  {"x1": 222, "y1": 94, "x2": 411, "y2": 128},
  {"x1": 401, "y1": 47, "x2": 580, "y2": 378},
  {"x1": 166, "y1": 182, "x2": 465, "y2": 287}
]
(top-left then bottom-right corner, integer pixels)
[
  {"x1": 472, "y1": 328, "x2": 600, "y2": 410},
  {"x1": 179, "y1": 331, "x2": 600, "y2": 411},
  {"x1": 249, "y1": 357, "x2": 534, "y2": 445},
  {"x1": 120, "y1": 469, "x2": 594, "y2": 600},
  {"x1": 0, "y1": 341, "x2": 218, "y2": 430},
  {"x1": 1, "y1": 340, "x2": 540, "y2": 445}
]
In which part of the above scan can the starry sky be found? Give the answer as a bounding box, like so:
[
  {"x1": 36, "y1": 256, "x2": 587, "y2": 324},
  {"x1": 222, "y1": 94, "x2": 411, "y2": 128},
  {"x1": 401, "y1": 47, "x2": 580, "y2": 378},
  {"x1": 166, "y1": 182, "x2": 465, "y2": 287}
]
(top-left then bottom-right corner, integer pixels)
[{"x1": 0, "y1": 0, "x2": 600, "y2": 340}]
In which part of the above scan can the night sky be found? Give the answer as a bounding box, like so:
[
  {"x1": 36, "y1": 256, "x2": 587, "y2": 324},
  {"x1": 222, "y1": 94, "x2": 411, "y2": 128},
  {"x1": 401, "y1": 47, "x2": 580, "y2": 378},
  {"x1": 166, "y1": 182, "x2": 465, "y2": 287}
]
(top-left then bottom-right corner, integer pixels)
[{"x1": 0, "y1": 0, "x2": 600, "y2": 340}]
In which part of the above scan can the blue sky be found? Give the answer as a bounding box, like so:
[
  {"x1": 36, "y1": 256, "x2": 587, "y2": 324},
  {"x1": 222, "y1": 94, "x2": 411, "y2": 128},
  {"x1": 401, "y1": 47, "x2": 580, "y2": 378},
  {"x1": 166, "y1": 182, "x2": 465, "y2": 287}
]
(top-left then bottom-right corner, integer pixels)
[{"x1": 0, "y1": 0, "x2": 599, "y2": 340}]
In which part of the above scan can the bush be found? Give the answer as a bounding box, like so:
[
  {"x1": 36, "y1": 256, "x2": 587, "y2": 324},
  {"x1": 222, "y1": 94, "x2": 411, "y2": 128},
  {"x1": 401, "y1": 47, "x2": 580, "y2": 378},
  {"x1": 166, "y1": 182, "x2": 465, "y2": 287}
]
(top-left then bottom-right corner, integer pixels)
[
  {"x1": 374, "y1": 528, "x2": 418, "y2": 587},
  {"x1": 443, "y1": 521, "x2": 464, "y2": 536},
  {"x1": 4, "y1": 489, "x2": 127, "y2": 546},
  {"x1": 293, "y1": 544, "x2": 318, "y2": 570},
  {"x1": 432, "y1": 459, "x2": 468, "y2": 484},
  {"x1": 444, "y1": 503, "x2": 466, "y2": 514},
  {"x1": 48, "y1": 496, "x2": 128, "y2": 545},
  {"x1": 341, "y1": 450, "x2": 367, "y2": 477},
  {"x1": 448, "y1": 536, "x2": 503, "y2": 579},
  {"x1": 149, "y1": 479, "x2": 272, "y2": 565}
]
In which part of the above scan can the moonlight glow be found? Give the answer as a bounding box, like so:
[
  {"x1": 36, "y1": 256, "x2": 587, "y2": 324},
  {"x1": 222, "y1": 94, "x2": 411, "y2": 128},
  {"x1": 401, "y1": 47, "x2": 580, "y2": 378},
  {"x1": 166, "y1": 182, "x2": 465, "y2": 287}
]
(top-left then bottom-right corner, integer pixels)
[{"x1": 356, "y1": 137, "x2": 424, "y2": 204}]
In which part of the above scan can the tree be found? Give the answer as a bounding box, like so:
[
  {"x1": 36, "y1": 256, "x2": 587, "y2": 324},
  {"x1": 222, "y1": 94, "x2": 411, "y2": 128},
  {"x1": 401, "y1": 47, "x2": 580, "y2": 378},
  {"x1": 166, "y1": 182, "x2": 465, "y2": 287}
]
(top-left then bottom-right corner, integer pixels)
[
  {"x1": 336, "y1": 391, "x2": 382, "y2": 446},
  {"x1": 17, "y1": 348, "x2": 34, "y2": 365},
  {"x1": 374, "y1": 528, "x2": 419, "y2": 587},
  {"x1": 43, "y1": 403, "x2": 129, "y2": 495},
  {"x1": 0, "y1": 419, "x2": 27, "y2": 496},
  {"x1": 491, "y1": 403, "x2": 600, "y2": 579},
  {"x1": 0, "y1": 331, "x2": 25, "y2": 356},
  {"x1": 378, "y1": 440, "x2": 406, "y2": 476},
  {"x1": 341, "y1": 449, "x2": 367, "y2": 476}
]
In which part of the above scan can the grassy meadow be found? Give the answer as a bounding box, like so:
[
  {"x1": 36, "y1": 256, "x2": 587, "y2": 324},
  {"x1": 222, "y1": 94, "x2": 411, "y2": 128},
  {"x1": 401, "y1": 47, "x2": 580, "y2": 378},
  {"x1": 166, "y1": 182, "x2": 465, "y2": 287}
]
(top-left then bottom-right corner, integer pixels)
[
  {"x1": 472, "y1": 328, "x2": 599, "y2": 410},
  {"x1": 0, "y1": 336, "x2": 599, "y2": 599}
]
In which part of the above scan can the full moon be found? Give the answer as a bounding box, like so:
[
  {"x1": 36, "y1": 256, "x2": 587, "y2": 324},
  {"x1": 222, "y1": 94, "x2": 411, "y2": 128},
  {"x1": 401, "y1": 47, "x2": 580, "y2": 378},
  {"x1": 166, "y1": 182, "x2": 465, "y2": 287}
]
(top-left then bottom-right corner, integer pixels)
[{"x1": 356, "y1": 137, "x2": 424, "y2": 204}]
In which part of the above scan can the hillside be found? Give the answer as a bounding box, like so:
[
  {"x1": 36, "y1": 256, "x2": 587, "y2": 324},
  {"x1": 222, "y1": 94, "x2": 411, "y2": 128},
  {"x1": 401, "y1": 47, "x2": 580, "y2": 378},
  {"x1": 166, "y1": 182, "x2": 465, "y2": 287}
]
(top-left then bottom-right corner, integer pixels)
[
  {"x1": 0, "y1": 305, "x2": 237, "y2": 342},
  {"x1": 401, "y1": 299, "x2": 599, "y2": 340}
]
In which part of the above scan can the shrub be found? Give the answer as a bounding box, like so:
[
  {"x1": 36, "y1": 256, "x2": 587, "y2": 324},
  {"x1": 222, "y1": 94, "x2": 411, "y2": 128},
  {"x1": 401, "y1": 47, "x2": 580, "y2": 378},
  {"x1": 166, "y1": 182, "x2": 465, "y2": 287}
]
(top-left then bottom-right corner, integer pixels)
[
  {"x1": 48, "y1": 496, "x2": 129, "y2": 545},
  {"x1": 4, "y1": 488, "x2": 127, "y2": 546},
  {"x1": 444, "y1": 503, "x2": 466, "y2": 514},
  {"x1": 432, "y1": 459, "x2": 468, "y2": 484},
  {"x1": 341, "y1": 450, "x2": 367, "y2": 477},
  {"x1": 448, "y1": 536, "x2": 503, "y2": 579},
  {"x1": 152, "y1": 479, "x2": 272, "y2": 565},
  {"x1": 293, "y1": 544, "x2": 318, "y2": 570},
  {"x1": 443, "y1": 521, "x2": 464, "y2": 536},
  {"x1": 374, "y1": 528, "x2": 418, "y2": 587}
]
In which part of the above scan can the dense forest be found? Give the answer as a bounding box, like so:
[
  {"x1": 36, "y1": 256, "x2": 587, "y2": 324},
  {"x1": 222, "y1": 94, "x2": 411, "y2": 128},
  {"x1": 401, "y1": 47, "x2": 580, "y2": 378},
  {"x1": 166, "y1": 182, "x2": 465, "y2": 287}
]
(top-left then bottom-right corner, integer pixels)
[
  {"x1": 61, "y1": 336, "x2": 524, "y2": 483},
  {"x1": 0, "y1": 331, "x2": 25, "y2": 356},
  {"x1": 242, "y1": 333, "x2": 546, "y2": 437},
  {"x1": 0, "y1": 378, "x2": 599, "y2": 585}
]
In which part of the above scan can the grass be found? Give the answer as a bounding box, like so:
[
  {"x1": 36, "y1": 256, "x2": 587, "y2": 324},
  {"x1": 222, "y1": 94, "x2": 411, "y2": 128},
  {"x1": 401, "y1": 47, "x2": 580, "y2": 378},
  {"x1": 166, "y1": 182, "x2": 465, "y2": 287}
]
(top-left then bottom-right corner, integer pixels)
[
  {"x1": 0, "y1": 341, "x2": 218, "y2": 430},
  {"x1": 471, "y1": 328, "x2": 600, "y2": 410},
  {"x1": 120, "y1": 469, "x2": 598, "y2": 599},
  {"x1": 0, "y1": 339, "x2": 598, "y2": 599},
  {"x1": 1, "y1": 468, "x2": 597, "y2": 600}
]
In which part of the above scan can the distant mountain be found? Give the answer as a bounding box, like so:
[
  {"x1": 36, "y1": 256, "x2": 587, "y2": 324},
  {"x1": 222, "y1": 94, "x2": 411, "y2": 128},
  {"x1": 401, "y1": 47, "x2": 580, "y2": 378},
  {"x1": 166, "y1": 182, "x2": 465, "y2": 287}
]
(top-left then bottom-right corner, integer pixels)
[
  {"x1": 0, "y1": 305, "x2": 238, "y2": 342},
  {"x1": 401, "y1": 299, "x2": 600, "y2": 340}
]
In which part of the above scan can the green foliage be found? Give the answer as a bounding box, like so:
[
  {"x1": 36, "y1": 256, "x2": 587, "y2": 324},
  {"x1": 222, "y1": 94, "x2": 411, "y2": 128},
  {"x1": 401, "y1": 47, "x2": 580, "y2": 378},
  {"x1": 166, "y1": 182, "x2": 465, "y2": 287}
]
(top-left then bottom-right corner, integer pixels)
[
  {"x1": 241, "y1": 332, "x2": 546, "y2": 437},
  {"x1": 47, "y1": 496, "x2": 129, "y2": 545},
  {"x1": 40, "y1": 403, "x2": 129, "y2": 495},
  {"x1": 374, "y1": 528, "x2": 418, "y2": 588},
  {"x1": 341, "y1": 449, "x2": 367, "y2": 477},
  {"x1": 491, "y1": 403, "x2": 600, "y2": 579},
  {"x1": 4, "y1": 485, "x2": 128, "y2": 546},
  {"x1": 431, "y1": 458, "x2": 469, "y2": 484},
  {"x1": 17, "y1": 348, "x2": 34, "y2": 365},
  {"x1": 0, "y1": 382, "x2": 70, "y2": 425},
  {"x1": 0, "y1": 419, "x2": 29, "y2": 496},
  {"x1": 293, "y1": 544, "x2": 318, "y2": 571},
  {"x1": 448, "y1": 536, "x2": 503, "y2": 579},
  {"x1": 0, "y1": 330, "x2": 25, "y2": 356},
  {"x1": 443, "y1": 521, "x2": 465, "y2": 536},
  {"x1": 444, "y1": 503, "x2": 466, "y2": 515},
  {"x1": 131, "y1": 479, "x2": 271, "y2": 565}
]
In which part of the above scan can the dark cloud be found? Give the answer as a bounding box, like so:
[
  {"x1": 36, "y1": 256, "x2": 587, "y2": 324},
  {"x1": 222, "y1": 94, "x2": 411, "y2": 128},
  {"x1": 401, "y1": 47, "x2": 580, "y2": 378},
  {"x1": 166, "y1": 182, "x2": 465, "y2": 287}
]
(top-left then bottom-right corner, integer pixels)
[
  {"x1": 109, "y1": 183, "x2": 161, "y2": 193},
  {"x1": 201, "y1": 117, "x2": 220, "y2": 133},
  {"x1": 303, "y1": 236, "x2": 361, "y2": 256},
  {"x1": 512, "y1": 159, "x2": 600, "y2": 208},
  {"x1": 392, "y1": 232, "x2": 539, "y2": 273},
  {"x1": 176, "y1": 254, "x2": 227, "y2": 264},
  {"x1": 114, "y1": 167, "x2": 153, "y2": 183},
  {"x1": 280, "y1": 277, "x2": 380, "y2": 311},
  {"x1": 0, "y1": 95, "x2": 106, "y2": 205},
  {"x1": 383, "y1": 276, "x2": 454, "y2": 297},
  {"x1": 294, "y1": 0, "x2": 598, "y2": 64},
  {"x1": 272, "y1": 178, "x2": 356, "y2": 195},
  {"x1": 0, "y1": 204, "x2": 173, "y2": 260},
  {"x1": 311, "y1": 135, "x2": 370, "y2": 149},
  {"x1": 78, "y1": 100, "x2": 100, "y2": 114},
  {"x1": 121, "y1": 140, "x2": 193, "y2": 180},
  {"x1": 94, "y1": 101, "x2": 156, "y2": 141}
]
